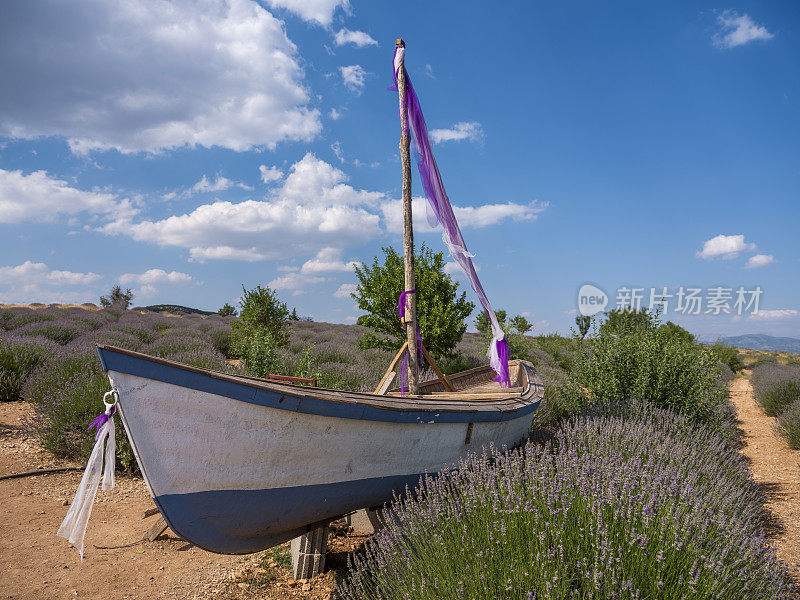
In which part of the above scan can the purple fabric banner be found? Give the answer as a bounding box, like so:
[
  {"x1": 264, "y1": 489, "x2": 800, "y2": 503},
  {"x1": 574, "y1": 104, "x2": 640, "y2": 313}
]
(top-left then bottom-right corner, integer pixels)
[{"x1": 392, "y1": 47, "x2": 511, "y2": 387}]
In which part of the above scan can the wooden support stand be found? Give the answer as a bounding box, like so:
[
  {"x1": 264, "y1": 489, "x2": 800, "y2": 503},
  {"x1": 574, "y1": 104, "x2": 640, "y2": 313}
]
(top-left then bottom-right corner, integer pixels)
[
  {"x1": 291, "y1": 525, "x2": 329, "y2": 580},
  {"x1": 141, "y1": 506, "x2": 171, "y2": 541},
  {"x1": 374, "y1": 340, "x2": 454, "y2": 395}
]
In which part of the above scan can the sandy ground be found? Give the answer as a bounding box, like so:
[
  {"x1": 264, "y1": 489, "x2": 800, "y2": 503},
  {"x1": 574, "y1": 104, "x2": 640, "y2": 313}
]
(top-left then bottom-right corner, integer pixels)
[{"x1": 730, "y1": 373, "x2": 800, "y2": 584}]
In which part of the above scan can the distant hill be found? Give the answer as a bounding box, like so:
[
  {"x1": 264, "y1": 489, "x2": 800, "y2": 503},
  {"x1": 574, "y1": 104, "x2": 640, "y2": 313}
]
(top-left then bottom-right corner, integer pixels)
[
  {"x1": 720, "y1": 334, "x2": 800, "y2": 354},
  {"x1": 142, "y1": 304, "x2": 216, "y2": 316}
]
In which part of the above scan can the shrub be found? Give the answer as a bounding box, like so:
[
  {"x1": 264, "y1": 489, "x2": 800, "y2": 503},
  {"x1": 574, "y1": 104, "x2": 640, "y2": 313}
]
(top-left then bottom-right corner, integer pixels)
[
  {"x1": 209, "y1": 327, "x2": 234, "y2": 358},
  {"x1": 752, "y1": 363, "x2": 800, "y2": 416},
  {"x1": 0, "y1": 336, "x2": 59, "y2": 401},
  {"x1": 233, "y1": 285, "x2": 290, "y2": 348},
  {"x1": 759, "y1": 380, "x2": 800, "y2": 417},
  {"x1": 144, "y1": 331, "x2": 212, "y2": 358},
  {"x1": 776, "y1": 398, "x2": 800, "y2": 450},
  {"x1": 353, "y1": 244, "x2": 474, "y2": 360},
  {"x1": 708, "y1": 341, "x2": 743, "y2": 373},
  {"x1": 532, "y1": 334, "x2": 576, "y2": 372},
  {"x1": 4, "y1": 309, "x2": 59, "y2": 330},
  {"x1": 599, "y1": 307, "x2": 652, "y2": 336},
  {"x1": 11, "y1": 319, "x2": 93, "y2": 345},
  {"x1": 217, "y1": 302, "x2": 236, "y2": 317},
  {"x1": 338, "y1": 408, "x2": 786, "y2": 600},
  {"x1": 564, "y1": 319, "x2": 730, "y2": 434},
  {"x1": 237, "y1": 330, "x2": 284, "y2": 379}
]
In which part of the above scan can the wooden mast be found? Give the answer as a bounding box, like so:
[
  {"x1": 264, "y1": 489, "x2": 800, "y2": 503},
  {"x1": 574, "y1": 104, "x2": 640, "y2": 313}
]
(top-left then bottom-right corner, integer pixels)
[{"x1": 396, "y1": 38, "x2": 420, "y2": 395}]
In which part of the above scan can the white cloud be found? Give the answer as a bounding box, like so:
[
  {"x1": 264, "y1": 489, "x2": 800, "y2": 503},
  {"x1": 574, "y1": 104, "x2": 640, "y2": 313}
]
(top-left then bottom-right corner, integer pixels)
[
  {"x1": 333, "y1": 29, "x2": 377, "y2": 48},
  {"x1": 329, "y1": 108, "x2": 342, "y2": 120},
  {"x1": 696, "y1": 234, "x2": 756, "y2": 260},
  {"x1": 0, "y1": 0, "x2": 321, "y2": 154},
  {"x1": 269, "y1": 272, "x2": 325, "y2": 296},
  {"x1": 381, "y1": 197, "x2": 547, "y2": 235},
  {"x1": 259, "y1": 165, "x2": 284, "y2": 184},
  {"x1": 119, "y1": 269, "x2": 193, "y2": 286},
  {"x1": 0, "y1": 261, "x2": 102, "y2": 304},
  {"x1": 429, "y1": 122, "x2": 484, "y2": 144},
  {"x1": 301, "y1": 247, "x2": 359, "y2": 274},
  {"x1": 100, "y1": 153, "x2": 384, "y2": 262},
  {"x1": 713, "y1": 11, "x2": 774, "y2": 49},
  {"x1": 0, "y1": 168, "x2": 133, "y2": 224},
  {"x1": 340, "y1": 65, "x2": 367, "y2": 93},
  {"x1": 745, "y1": 254, "x2": 774, "y2": 269},
  {"x1": 119, "y1": 268, "x2": 194, "y2": 299},
  {"x1": 263, "y1": 0, "x2": 349, "y2": 26},
  {"x1": 424, "y1": 64, "x2": 435, "y2": 79},
  {"x1": 749, "y1": 309, "x2": 799, "y2": 321},
  {"x1": 0, "y1": 261, "x2": 101, "y2": 286},
  {"x1": 444, "y1": 261, "x2": 479, "y2": 276},
  {"x1": 191, "y1": 174, "x2": 252, "y2": 194},
  {"x1": 333, "y1": 283, "x2": 357, "y2": 298}
]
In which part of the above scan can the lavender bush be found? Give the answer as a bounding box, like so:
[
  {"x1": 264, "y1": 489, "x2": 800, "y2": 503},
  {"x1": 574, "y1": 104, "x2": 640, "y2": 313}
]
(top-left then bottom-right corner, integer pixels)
[
  {"x1": 751, "y1": 362, "x2": 800, "y2": 417},
  {"x1": 0, "y1": 335, "x2": 61, "y2": 401},
  {"x1": 338, "y1": 406, "x2": 788, "y2": 600},
  {"x1": 775, "y1": 398, "x2": 800, "y2": 449}
]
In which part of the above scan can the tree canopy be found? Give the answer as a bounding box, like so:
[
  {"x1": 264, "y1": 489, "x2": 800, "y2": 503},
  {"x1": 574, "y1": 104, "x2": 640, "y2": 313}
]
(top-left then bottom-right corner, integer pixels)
[{"x1": 352, "y1": 244, "x2": 475, "y2": 360}]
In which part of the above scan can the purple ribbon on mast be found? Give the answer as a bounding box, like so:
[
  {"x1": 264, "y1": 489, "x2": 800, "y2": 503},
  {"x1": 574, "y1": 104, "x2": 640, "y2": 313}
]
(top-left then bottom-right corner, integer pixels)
[{"x1": 392, "y1": 46, "x2": 511, "y2": 387}]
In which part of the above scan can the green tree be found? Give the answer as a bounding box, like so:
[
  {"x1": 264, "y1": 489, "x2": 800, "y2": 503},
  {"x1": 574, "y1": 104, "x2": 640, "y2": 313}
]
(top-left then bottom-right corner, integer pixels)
[
  {"x1": 290, "y1": 308, "x2": 300, "y2": 321},
  {"x1": 232, "y1": 285, "x2": 290, "y2": 348},
  {"x1": 100, "y1": 285, "x2": 134, "y2": 309},
  {"x1": 218, "y1": 303, "x2": 237, "y2": 317},
  {"x1": 599, "y1": 307, "x2": 654, "y2": 336},
  {"x1": 352, "y1": 244, "x2": 475, "y2": 360},
  {"x1": 575, "y1": 315, "x2": 592, "y2": 339},
  {"x1": 509, "y1": 315, "x2": 532, "y2": 335},
  {"x1": 660, "y1": 321, "x2": 694, "y2": 344},
  {"x1": 707, "y1": 340, "x2": 743, "y2": 373}
]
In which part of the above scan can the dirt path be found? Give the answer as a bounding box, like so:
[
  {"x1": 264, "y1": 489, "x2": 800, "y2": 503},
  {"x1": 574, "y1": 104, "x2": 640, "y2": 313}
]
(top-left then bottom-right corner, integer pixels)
[
  {"x1": 730, "y1": 374, "x2": 800, "y2": 581},
  {"x1": 0, "y1": 402, "x2": 344, "y2": 600}
]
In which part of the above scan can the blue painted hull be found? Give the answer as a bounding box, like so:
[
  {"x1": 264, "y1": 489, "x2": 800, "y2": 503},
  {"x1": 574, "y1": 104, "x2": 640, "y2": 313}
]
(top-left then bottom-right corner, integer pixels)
[{"x1": 156, "y1": 473, "x2": 422, "y2": 554}]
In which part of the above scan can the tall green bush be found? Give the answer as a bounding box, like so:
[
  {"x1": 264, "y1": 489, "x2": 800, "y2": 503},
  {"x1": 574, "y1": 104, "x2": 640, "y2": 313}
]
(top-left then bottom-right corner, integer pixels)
[
  {"x1": 232, "y1": 285, "x2": 290, "y2": 348},
  {"x1": 563, "y1": 315, "x2": 730, "y2": 434},
  {"x1": 708, "y1": 340, "x2": 743, "y2": 373}
]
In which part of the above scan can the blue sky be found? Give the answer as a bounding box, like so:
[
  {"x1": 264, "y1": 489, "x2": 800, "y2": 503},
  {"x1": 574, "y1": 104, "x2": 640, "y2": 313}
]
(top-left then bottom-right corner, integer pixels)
[{"x1": 0, "y1": 0, "x2": 798, "y2": 339}]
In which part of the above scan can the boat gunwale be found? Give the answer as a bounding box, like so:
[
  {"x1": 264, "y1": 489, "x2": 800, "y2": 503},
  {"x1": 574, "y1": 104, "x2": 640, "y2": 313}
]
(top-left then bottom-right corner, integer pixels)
[{"x1": 97, "y1": 345, "x2": 544, "y2": 422}]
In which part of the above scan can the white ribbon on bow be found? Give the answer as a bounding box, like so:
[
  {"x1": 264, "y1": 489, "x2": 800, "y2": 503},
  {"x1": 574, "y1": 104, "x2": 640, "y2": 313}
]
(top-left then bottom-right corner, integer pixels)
[{"x1": 57, "y1": 389, "x2": 117, "y2": 559}]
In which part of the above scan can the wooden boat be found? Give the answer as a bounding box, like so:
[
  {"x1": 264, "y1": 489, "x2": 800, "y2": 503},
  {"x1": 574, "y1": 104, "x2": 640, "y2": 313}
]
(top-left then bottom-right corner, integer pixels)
[
  {"x1": 97, "y1": 345, "x2": 543, "y2": 554},
  {"x1": 92, "y1": 39, "x2": 544, "y2": 555}
]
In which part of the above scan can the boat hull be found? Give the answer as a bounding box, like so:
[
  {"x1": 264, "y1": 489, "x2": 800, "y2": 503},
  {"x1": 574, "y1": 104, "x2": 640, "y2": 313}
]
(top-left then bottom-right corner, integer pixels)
[{"x1": 100, "y1": 348, "x2": 541, "y2": 554}]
